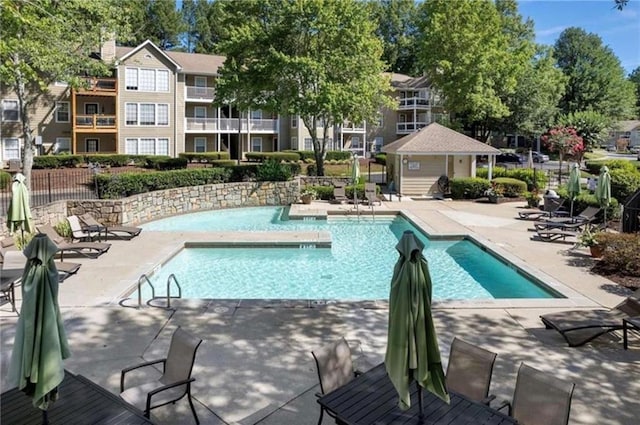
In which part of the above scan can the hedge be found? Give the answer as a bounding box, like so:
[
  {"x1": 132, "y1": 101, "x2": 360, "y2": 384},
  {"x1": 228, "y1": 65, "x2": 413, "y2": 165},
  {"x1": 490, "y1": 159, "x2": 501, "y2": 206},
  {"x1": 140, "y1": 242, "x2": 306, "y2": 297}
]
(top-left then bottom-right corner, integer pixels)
[
  {"x1": 0, "y1": 171, "x2": 11, "y2": 189},
  {"x1": 610, "y1": 168, "x2": 640, "y2": 203},
  {"x1": 256, "y1": 159, "x2": 300, "y2": 181},
  {"x1": 373, "y1": 154, "x2": 386, "y2": 165},
  {"x1": 94, "y1": 167, "x2": 232, "y2": 198},
  {"x1": 245, "y1": 152, "x2": 300, "y2": 162},
  {"x1": 584, "y1": 159, "x2": 639, "y2": 175},
  {"x1": 84, "y1": 154, "x2": 132, "y2": 167},
  {"x1": 33, "y1": 155, "x2": 83, "y2": 169},
  {"x1": 283, "y1": 150, "x2": 353, "y2": 161},
  {"x1": 476, "y1": 167, "x2": 547, "y2": 190},
  {"x1": 450, "y1": 177, "x2": 491, "y2": 199},
  {"x1": 306, "y1": 183, "x2": 366, "y2": 200},
  {"x1": 594, "y1": 233, "x2": 640, "y2": 278},
  {"x1": 178, "y1": 152, "x2": 231, "y2": 162},
  {"x1": 554, "y1": 188, "x2": 619, "y2": 219},
  {"x1": 492, "y1": 177, "x2": 527, "y2": 197},
  {"x1": 143, "y1": 156, "x2": 189, "y2": 170}
]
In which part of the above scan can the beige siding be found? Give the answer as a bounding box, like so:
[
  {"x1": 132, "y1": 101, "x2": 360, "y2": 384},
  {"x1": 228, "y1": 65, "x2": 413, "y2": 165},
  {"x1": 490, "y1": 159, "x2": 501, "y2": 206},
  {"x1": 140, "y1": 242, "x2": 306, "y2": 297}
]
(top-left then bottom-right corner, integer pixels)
[
  {"x1": 399, "y1": 155, "x2": 446, "y2": 195},
  {"x1": 452, "y1": 155, "x2": 472, "y2": 178}
]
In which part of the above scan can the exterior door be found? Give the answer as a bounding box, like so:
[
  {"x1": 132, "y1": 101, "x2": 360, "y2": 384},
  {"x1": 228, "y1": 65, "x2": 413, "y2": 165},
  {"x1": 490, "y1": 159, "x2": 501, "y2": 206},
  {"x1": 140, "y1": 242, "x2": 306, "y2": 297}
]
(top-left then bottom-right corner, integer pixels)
[{"x1": 85, "y1": 138, "x2": 99, "y2": 153}]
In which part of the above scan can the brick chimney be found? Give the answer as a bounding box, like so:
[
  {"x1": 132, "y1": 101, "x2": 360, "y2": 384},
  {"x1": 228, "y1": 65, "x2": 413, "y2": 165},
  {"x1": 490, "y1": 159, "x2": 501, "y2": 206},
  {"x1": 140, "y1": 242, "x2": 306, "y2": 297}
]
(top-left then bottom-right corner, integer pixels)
[{"x1": 100, "y1": 36, "x2": 116, "y2": 63}]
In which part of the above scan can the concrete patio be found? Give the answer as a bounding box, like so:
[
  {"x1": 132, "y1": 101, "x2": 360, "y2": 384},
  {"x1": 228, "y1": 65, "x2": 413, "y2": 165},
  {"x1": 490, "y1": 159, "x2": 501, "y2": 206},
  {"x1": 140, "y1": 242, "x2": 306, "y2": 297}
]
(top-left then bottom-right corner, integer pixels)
[{"x1": 1, "y1": 199, "x2": 639, "y2": 424}]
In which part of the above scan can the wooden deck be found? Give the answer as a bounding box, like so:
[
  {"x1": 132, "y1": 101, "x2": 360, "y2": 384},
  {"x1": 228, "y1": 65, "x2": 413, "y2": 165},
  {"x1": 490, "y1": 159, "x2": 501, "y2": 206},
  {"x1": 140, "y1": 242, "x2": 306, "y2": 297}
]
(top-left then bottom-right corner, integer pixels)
[{"x1": 1, "y1": 370, "x2": 154, "y2": 424}]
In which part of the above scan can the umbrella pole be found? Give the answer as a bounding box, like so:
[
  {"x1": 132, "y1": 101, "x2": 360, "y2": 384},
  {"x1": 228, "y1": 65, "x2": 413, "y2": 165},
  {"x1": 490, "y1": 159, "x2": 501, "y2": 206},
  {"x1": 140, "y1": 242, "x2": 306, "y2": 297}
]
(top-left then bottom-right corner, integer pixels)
[
  {"x1": 418, "y1": 386, "x2": 424, "y2": 423},
  {"x1": 42, "y1": 410, "x2": 49, "y2": 425}
]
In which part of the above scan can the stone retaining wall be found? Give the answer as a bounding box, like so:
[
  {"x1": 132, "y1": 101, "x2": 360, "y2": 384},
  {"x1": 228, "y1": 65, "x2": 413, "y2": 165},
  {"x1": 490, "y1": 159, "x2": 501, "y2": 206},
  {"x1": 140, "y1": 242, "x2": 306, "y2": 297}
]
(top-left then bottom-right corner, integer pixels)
[
  {"x1": 300, "y1": 177, "x2": 351, "y2": 187},
  {"x1": 0, "y1": 181, "x2": 299, "y2": 236}
]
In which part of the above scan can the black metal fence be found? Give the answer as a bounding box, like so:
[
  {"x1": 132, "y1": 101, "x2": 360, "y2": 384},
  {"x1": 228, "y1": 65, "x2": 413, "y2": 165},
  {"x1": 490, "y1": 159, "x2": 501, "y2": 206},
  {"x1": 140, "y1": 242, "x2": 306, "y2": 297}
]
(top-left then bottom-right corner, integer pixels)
[{"x1": 622, "y1": 189, "x2": 640, "y2": 233}]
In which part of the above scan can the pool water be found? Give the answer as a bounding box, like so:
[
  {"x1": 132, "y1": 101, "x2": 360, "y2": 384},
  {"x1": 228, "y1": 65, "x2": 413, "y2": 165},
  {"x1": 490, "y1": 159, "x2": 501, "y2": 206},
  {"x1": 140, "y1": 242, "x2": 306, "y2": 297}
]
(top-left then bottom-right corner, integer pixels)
[{"x1": 141, "y1": 207, "x2": 558, "y2": 300}]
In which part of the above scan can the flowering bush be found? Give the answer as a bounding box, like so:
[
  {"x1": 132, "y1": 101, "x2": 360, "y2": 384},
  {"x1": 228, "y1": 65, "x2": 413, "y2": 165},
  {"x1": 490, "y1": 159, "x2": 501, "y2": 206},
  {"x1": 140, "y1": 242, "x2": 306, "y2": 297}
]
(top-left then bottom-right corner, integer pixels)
[
  {"x1": 541, "y1": 126, "x2": 584, "y2": 156},
  {"x1": 484, "y1": 182, "x2": 505, "y2": 198},
  {"x1": 300, "y1": 188, "x2": 318, "y2": 199}
]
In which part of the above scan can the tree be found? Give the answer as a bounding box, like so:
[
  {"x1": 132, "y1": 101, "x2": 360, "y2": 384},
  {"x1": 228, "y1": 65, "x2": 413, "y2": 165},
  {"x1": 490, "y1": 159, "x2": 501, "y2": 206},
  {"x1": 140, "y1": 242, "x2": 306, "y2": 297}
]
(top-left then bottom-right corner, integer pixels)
[
  {"x1": 0, "y1": 0, "x2": 133, "y2": 189},
  {"x1": 416, "y1": 0, "x2": 530, "y2": 143},
  {"x1": 542, "y1": 126, "x2": 584, "y2": 180},
  {"x1": 368, "y1": 0, "x2": 419, "y2": 75},
  {"x1": 614, "y1": 0, "x2": 629, "y2": 10},
  {"x1": 554, "y1": 27, "x2": 636, "y2": 119},
  {"x1": 181, "y1": 0, "x2": 224, "y2": 54},
  {"x1": 628, "y1": 66, "x2": 640, "y2": 117},
  {"x1": 558, "y1": 110, "x2": 612, "y2": 154},
  {"x1": 121, "y1": 0, "x2": 183, "y2": 50},
  {"x1": 214, "y1": 0, "x2": 394, "y2": 176}
]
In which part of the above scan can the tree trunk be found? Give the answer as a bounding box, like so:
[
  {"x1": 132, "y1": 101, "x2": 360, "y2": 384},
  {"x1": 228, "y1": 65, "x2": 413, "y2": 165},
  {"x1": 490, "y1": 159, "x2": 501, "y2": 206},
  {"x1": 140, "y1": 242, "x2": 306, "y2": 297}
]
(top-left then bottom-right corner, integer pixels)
[{"x1": 14, "y1": 56, "x2": 34, "y2": 190}]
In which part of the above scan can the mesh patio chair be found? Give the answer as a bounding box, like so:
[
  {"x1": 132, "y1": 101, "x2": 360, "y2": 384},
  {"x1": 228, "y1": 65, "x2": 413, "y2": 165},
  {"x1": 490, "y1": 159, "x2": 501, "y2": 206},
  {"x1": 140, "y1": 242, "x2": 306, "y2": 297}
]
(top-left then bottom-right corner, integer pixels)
[
  {"x1": 67, "y1": 215, "x2": 102, "y2": 242},
  {"x1": 445, "y1": 338, "x2": 497, "y2": 404},
  {"x1": 79, "y1": 213, "x2": 142, "y2": 240},
  {"x1": 311, "y1": 337, "x2": 362, "y2": 425},
  {"x1": 498, "y1": 363, "x2": 575, "y2": 425},
  {"x1": 330, "y1": 186, "x2": 348, "y2": 204},
  {"x1": 365, "y1": 182, "x2": 381, "y2": 206},
  {"x1": 120, "y1": 327, "x2": 203, "y2": 424},
  {"x1": 37, "y1": 224, "x2": 111, "y2": 260}
]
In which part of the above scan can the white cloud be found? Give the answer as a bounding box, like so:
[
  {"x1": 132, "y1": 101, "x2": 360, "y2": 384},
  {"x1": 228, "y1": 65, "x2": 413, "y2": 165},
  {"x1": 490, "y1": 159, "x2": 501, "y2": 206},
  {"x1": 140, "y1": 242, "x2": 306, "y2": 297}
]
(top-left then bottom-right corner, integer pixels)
[{"x1": 537, "y1": 25, "x2": 568, "y2": 38}]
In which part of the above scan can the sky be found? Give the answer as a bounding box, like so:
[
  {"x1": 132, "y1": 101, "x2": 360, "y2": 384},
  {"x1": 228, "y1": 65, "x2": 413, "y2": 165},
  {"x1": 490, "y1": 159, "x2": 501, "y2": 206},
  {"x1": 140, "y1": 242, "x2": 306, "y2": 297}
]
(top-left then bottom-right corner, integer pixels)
[{"x1": 518, "y1": 0, "x2": 640, "y2": 75}]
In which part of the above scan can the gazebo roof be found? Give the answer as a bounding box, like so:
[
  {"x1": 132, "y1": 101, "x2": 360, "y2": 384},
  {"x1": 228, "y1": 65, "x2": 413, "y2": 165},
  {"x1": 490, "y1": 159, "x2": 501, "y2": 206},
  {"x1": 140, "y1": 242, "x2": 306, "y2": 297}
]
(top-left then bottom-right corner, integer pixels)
[{"x1": 382, "y1": 123, "x2": 501, "y2": 155}]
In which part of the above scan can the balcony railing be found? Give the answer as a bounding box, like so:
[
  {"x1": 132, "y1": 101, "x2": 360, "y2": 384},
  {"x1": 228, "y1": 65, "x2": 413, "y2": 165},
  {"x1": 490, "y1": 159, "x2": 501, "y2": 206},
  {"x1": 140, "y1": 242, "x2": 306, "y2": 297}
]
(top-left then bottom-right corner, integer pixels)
[
  {"x1": 398, "y1": 97, "x2": 430, "y2": 109},
  {"x1": 185, "y1": 117, "x2": 277, "y2": 133},
  {"x1": 340, "y1": 122, "x2": 366, "y2": 132},
  {"x1": 75, "y1": 77, "x2": 117, "y2": 94},
  {"x1": 74, "y1": 114, "x2": 116, "y2": 129},
  {"x1": 396, "y1": 121, "x2": 429, "y2": 133},
  {"x1": 185, "y1": 86, "x2": 216, "y2": 101}
]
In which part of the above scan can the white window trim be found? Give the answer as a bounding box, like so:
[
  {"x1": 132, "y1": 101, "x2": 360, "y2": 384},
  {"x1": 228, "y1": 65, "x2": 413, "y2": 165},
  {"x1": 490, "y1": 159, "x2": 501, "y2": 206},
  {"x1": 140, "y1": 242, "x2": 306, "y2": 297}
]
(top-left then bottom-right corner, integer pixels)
[
  {"x1": 2, "y1": 100, "x2": 20, "y2": 122},
  {"x1": 194, "y1": 106, "x2": 207, "y2": 119},
  {"x1": 55, "y1": 101, "x2": 70, "y2": 123},
  {"x1": 125, "y1": 67, "x2": 170, "y2": 92},
  {"x1": 194, "y1": 137, "x2": 207, "y2": 152},
  {"x1": 291, "y1": 116, "x2": 297, "y2": 128},
  {"x1": 124, "y1": 137, "x2": 170, "y2": 155},
  {"x1": 124, "y1": 103, "x2": 170, "y2": 127},
  {"x1": 291, "y1": 136, "x2": 298, "y2": 150},
  {"x1": 2, "y1": 137, "x2": 20, "y2": 160},
  {"x1": 194, "y1": 76, "x2": 207, "y2": 94},
  {"x1": 55, "y1": 137, "x2": 71, "y2": 153},
  {"x1": 251, "y1": 109, "x2": 262, "y2": 120},
  {"x1": 251, "y1": 137, "x2": 263, "y2": 152},
  {"x1": 85, "y1": 138, "x2": 99, "y2": 153}
]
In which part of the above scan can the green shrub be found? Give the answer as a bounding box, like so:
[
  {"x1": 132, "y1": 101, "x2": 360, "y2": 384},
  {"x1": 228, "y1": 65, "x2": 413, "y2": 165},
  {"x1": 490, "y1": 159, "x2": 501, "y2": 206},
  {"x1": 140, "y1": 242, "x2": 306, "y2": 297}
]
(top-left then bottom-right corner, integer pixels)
[
  {"x1": 0, "y1": 171, "x2": 11, "y2": 189},
  {"x1": 84, "y1": 154, "x2": 131, "y2": 167},
  {"x1": 143, "y1": 156, "x2": 188, "y2": 170},
  {"x1": 246, "y1": 152, "x2": 300, "y2": 163},
  {"x1": 224, "y1": 164, "x2": 259, "y2": 182},
  {"x1": 492, "y1": 177, "x2": 526, "y2": 197},
  {"x1": 209, "y1": 160, "x2": 238, "y2": 167},
  {"x1": 256, "y1": 159, "x2": 294, "y2": 181},
  {"x1": 283, "y1": 150, "x2": 351, "y2": 162},
  {"x1": 95, "y1": 168, "x2": 232, "y2": 198},
  {"x1": 554, "y1": 189, "x2": 619, "y2": 219},
  {"x1": 610, "y1": 168, "x2": 640, "y2": 203},
  {"x1": 54, "y1": 220, "x2": 72, "y2": 238},
  {"x1": 179, "y1": 152, "x2": 231, "y2": 162},
  {"x1": 584, "y1": 159, "x2": 638, "y2": 175},
  {"x1": 594, "y1": 233, "x2": 640, "y2": 278},
  {"x1": 373, "y1": 154, "x2": 386, "y2": 165},
  {"x1": 306, "y1": 185, "x2": 334, "y2": 200},
  {"x1": 476, "y1": 167, "x2": 546, "y2": 190},
  {"x1": 450, "y1": 177, "x2": 490, "y2": 199},
  {"x1": 33, "y1": 154, "x2": 82, "y2": 169}
]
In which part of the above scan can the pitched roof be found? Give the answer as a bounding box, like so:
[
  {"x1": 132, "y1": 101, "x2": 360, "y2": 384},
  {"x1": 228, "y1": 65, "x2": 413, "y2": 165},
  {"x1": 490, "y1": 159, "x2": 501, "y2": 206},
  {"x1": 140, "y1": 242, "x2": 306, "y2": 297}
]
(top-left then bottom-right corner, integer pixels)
[
  {"x1": 614, "y1": 120, "x2": 640, "y2": 132},
  {"x1": 115, "y1": 41, "x2": 225, "y2": 75},
  {"x1": 383, "y1": 72, "x2": 431, "y2": 89},
  {"x1": 382, "y1": 123, "x2": 501, "y2": 155},
  {"x1": 116, "y1": 40, "x2": 182, "y2": 71}
]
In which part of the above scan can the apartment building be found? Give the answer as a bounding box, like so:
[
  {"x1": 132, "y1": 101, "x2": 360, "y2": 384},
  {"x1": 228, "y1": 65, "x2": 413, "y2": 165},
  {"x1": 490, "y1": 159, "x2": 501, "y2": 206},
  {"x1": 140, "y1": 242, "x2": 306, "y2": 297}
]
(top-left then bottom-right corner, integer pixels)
[{"x1": 1, "y1": 40, "x2": 446, "y2": 164}]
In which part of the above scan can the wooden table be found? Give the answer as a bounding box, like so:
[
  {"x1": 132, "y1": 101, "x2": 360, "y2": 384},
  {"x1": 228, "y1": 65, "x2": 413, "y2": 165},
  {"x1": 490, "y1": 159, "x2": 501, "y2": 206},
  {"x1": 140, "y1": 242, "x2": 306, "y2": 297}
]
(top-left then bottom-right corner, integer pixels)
[
  {"x1": 1, "y1": 370, "x2": 155, "y2": 424},
  {"x1": 623, "y1": 317, "x2": 640, "y2": 350},
  {"x1": 318, "y1": 363, "x2": 516, "y2": 425}
]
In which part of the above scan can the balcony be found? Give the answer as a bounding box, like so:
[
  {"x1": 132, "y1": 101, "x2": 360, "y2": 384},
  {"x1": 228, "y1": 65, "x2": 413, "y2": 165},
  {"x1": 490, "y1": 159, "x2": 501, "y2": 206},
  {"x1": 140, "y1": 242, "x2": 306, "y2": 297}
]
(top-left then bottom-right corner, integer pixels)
[
  {"x1": 75, "y1": 78, "x2": 117, "y2": 95},
  {"x1": 396, "y1": 121, "x2": 429, "y2": 134},
  {"x1": 185, "y1": 86, "x2": 216, "y2": 102},
  {"x1": 74, "y1": 114, "x2": 116, "y2": 131},
  {"x1": 398, "y1": 97, "x2": 430, "y2": 109},
  {"x1": 185, "y1": 117, "x2": 277, "y2": 133},
  {"x1": 339, "y1": 122, "x2": 366, "y2": 132}
]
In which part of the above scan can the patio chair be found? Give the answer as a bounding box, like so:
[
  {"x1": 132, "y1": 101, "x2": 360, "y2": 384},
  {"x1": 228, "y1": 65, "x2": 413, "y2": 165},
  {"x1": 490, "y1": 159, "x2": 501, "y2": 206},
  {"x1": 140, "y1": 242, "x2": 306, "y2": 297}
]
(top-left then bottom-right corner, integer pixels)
[
  {"x1": 120, "y1": 327, "x2": 203, "y2": 424},
  {"x1": 311, "y1": 337, "x2": 362, "y2": 425},
  {"x1": 445, "y1": 338, "x2": 497, "y2": 404},
  {"x1": 79, "y1": 213, "x2": 142, "y2": 240},
  {"x1": 518, "y1": 198, "x2": 568, "y2": 220},
  {"x1": 540, "y1": 288, "x2": 640, "y2": 346},
  {"x1": 534, "y1": 206, "x2": 601, "y2": 231},
  {"x1": 364, "y1": 182, "x2": 381, "y2": 206},
  {"x1": 497, "y1": 363, "x2": 575, "y2": 425},
  {"x1": 533, "y1": 228, "x2": 580, "y2": 243},
  {"x1": 67, "y1": 215, "x2": 102, "y2": 242},
  {"x1": 330, "y1": 186, "x2": 348, "y2": 204},
  {"x1": 37, "y1": 224, "x2": 111, "y2": 260},
  {"x1": 2, "y1": 249, "x2": 81, "y2": 282}
]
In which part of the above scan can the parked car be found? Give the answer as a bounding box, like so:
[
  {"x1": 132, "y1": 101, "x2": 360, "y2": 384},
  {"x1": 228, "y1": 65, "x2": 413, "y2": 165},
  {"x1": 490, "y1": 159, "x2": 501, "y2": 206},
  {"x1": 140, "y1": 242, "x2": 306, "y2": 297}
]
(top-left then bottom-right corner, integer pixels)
[
  {"x1": 495, "y1": 153, "x2": 523, "y2": 164},
  {"x1": 531, "y1": 151, "x2": 550, "y2": 163},
  {"x1": 606, "y1": 145, "x2": 617, "y2": 152},
  {"x1": 629, "y1": 145, "x2": 640, "y2": 154}
]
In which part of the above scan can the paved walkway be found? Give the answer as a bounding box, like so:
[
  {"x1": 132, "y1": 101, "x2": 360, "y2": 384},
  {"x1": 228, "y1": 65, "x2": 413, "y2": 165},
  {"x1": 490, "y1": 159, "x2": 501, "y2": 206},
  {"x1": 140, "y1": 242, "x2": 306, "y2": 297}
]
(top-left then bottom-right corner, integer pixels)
[{"x1": 1, "y1": 199, "x2": 639, "y2": 424}]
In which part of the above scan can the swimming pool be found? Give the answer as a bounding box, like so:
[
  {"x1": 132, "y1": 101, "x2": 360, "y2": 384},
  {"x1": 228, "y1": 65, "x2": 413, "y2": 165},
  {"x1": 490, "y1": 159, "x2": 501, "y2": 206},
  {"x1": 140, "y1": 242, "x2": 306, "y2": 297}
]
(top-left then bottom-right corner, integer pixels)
[{"x1": 141, "y1": 207, "x2": 560, "y2": 300}]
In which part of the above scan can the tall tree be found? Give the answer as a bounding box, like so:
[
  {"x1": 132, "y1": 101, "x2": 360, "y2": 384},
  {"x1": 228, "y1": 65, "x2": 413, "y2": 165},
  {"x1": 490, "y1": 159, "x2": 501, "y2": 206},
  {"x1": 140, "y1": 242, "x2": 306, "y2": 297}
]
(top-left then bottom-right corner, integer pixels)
[
  {"x1": 628, "y1": 66, "x2": 640, "y2": 117},
  {"x1": 144, "y1": 0, "x2": 184, "y2": 50},
  {"x1": 558, "y1": 110, "x2": 612, "y2": 157},
  {"x1": 214, "y1": 0, "x2": 394, "y2": 176},
  {"x1": 182, "y1": 0, "x2": 223, "y2": 54},
  {"x1": 0, "y1": 0, "x2": 133, "y2": 188},
  {"x1": 416, "y1": 0, "x2": 528, "y2": 143},
  {"x1": 554, "y1": 27, "x2": 635, "y2": 119},
  {"x1": 368, "y1": 0, "x2": 419, "y2": 75}
]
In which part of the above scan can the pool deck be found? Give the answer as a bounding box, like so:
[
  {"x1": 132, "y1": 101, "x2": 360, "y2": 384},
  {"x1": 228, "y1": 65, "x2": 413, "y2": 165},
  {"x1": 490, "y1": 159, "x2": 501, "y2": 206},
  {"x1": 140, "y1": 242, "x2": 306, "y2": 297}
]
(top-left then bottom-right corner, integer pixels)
[{"x1": 1, "y1": 199, "x2": 639, "y2": 424}]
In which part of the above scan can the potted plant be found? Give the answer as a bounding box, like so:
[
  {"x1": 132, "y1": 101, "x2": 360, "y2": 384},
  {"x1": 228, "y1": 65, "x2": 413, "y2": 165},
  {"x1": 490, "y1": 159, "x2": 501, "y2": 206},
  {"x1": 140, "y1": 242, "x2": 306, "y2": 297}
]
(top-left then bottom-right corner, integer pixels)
[
  {"x1": 484, "y1": 183, "x2": 504, "y2": 204},
  {"x1": 300, "y1": 188, "x2": 317, "y2": 204},
  {"x1": 579, "y1": 227, "x2": 604, "y2": 258},
  {"x1": 524, "y1": 189, "x2": 540, "y2": 208}
]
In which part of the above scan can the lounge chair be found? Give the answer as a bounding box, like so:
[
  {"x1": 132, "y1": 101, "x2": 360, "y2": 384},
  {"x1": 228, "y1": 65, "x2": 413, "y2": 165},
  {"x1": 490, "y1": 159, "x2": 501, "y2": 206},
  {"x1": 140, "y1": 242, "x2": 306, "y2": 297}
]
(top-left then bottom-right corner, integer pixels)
[
  {"x1": 497, "y1": 363, "x2": 575, "y2": 425},
  {"x1": 534, "y1": 206, "x2": 601, "y2": 230},
  {"x1": 540, "y1": 288, "x2": 640, "y2": 346},
  {"x1": 120, "y1": 327, "x2": 203, "y2": 423},
  {"x1": 37, "y1": 224, "x2": 111, "y2": 260},
  {"x1": 311, "y1": 337, "x2": 363, "y2": 425},
  {"x1": 533, "y1": 228, "x2": 580, "y2": 243},
  {"x1": 2, "y1": 249, "x2": 81, "y2": 282},
  {"x1": 518, "y1": 198, "x2": 568, "y2": 220},
  {"x1": 67, "y1": 215, "x2": 102, "y2": 242},
  {"x1": 79, "y1": 213, "x2": 142, "y2": 240},
  {"x1": 364, "y1": 182, "x2": 381, "y2": 206},
  {"x1": 330, "y1": 186, "x2": 348, "y2": 204},
  {"x1": 446, "y1": 338, "x2": 497, "y2": 404}
]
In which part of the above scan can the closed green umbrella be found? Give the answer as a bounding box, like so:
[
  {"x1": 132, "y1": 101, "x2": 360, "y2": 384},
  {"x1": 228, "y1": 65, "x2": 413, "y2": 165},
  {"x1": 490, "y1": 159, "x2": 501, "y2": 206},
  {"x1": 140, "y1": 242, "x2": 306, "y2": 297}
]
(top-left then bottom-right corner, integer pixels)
[
  {"x1": 596, "y1": 165, "x2": 612, "y2": 226},
  {"x1": 7, "y1": 172, "x2": 34, "y2": 239},
  {"x1": 351, "y1": 155, "x2": 360, "y2": 205},
  {"x1": 9, "y1": 234, "x2": 70, "y2": 423},
  {"x1": 385, "y1": 230, "x2": 449, "y2": 418},
  {"x1": 567, "y1": 163, "x2": 581, "y2": 217}
]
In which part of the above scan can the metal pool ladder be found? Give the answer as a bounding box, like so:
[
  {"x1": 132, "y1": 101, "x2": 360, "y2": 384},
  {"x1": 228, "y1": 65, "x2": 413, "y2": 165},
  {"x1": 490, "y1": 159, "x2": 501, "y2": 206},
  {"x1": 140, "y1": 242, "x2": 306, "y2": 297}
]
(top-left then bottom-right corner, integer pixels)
[{"x1": 137, "y1": 273, "x2": 183, "y2": 308}]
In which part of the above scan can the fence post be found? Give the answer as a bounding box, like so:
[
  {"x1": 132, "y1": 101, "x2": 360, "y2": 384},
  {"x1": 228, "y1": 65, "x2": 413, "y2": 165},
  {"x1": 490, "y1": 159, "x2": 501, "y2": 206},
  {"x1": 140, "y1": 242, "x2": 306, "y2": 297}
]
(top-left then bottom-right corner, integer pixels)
[{"x1": 47, "y1": 172, "x2": 52, "y2": 203}]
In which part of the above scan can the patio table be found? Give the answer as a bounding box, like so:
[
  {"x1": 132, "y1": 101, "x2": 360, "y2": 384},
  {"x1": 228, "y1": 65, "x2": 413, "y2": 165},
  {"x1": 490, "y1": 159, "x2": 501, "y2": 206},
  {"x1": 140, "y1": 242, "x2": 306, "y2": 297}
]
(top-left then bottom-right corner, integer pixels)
[
  {"x1": 1, "y1": 370, "x2": 155, "y2": 424},
  {"x1": 318, "y1": 362, "x2": 516, "y2": 425}
]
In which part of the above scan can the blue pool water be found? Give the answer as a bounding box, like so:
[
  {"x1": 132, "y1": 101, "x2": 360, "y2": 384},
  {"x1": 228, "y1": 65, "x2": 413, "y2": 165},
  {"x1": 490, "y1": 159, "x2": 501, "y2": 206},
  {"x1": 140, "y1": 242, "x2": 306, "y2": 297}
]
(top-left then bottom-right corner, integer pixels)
[{"x1": 141, "y1": 207, "x2": 559, "y2": 300}]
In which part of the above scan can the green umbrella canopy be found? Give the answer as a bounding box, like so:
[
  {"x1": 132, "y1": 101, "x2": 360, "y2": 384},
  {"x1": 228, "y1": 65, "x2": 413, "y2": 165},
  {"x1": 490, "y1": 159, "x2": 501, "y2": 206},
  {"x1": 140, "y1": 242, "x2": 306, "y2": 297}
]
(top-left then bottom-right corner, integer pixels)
[
  {"x1": 351, "y1": 156, "x2": 360, "y2": 184},
  {"x1": 567, "y1": 163, "x2": 581, "y2": 199},
  {"x1": 385, "y1": 231, "x2": 449, "y2": 410},
  {"x1": 595, "y1": 166, "x2": 611, "y2": 208},
  {"x1": 7, "y1": 172, "x2": 33, "y2": 234},
  {"x1": 9, "y1": 234, "x2": 70, "y2": 410}
]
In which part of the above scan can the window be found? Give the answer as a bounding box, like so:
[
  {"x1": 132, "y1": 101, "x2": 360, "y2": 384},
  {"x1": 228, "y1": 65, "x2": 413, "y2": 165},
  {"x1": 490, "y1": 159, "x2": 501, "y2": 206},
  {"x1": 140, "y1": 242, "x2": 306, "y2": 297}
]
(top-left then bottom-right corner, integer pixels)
[
  {"x1": 125, "y1": 68, "x2": 138, "y2": 90},
  {"x1": 157, "y1": 104, "x2": 169, "y2": 126},
  {"x1": 251, "y1": 137, "x2": 262, "y2": 152},
  {"x1": 376, "y1": 115, "x2": 383, "y2": 127},
  {"x1": 125, "y1": 137, "x2": 170, "y2": 155},
  {"x1": 351, "y1": 136, "x2": 361, "y2": 149},
  {"x1": 157, "y1": 138, "x2": 169, "y2": 155},
  {"x1": 139, "y1": 104, "x2": 155, "y2": 126},
  {"x1": 291, "y1": 136, "x2": 298, "y2": 150},
  {"x1": 194, "y1": 76, "x2": 207, "y2": 94},
  {"x1": 139, "y1": 138, "x2": 156, "y2": 155},
  {"x1": 85, "y1": 103, "x2": 98, "y2": 115},
  {"x1": 56, "y1": 102, "x2": 70, "y2": 123},
  {"x1": 304, "y1": 137, "x2": 313, "y2": 151},
  {"x1": 85, "y1": 138, "x2": 99, "y2": 153},
  {"x1": 194, "y1": 137, "x2": 207, "y2": 152},
  {"x1": 2, "y1": 138, "x2": 20, "y2": 159},
  {"x1": 125, "y1": 138, "x2": 138, "y2": 155},
  {"x1": 194, "y1": 106, "x2": 207, "y2": 119},
  {"x1": 2, "y1": 100, "x2": 19, "y2": 122},
  {"x1": 125, "y1": 103, "x2": 137, "y2": 125},
  {"x1": 374, "y1": 137, "x2": 383, "y2": 153},
  {"x1": 125, "y1": 67, "x2": 169, "y2": 92},
  {"x1": 55, "y1": 137, "x2": 71, "y2": 154},
  {"x1": 291, "y1": 116, "x2": 297, "y2": 128},
  {"x1": 251, "y1": 109, "x2": 262, "y2": 120}
]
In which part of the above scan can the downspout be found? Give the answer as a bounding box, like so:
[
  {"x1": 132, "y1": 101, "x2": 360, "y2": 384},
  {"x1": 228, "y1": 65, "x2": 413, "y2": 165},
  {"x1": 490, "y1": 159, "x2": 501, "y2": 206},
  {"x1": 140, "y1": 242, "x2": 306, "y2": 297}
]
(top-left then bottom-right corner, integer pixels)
[
  {"x1": 173, "y1": 71, "x2": 178, "y2": 157},
  {"x1": 488, "y1": 155, "x2": 494, "y2": 181}
]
